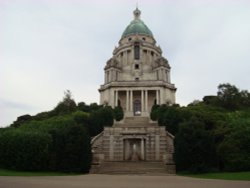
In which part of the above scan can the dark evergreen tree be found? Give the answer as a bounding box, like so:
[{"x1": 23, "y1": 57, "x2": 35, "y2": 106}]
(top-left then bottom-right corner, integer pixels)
[
  {"x1": 113, "y1": 106, "x2": 124, "y2": 121},
  {"x1": 175, "y1": 117, "x2": 218, "y2": 173}
]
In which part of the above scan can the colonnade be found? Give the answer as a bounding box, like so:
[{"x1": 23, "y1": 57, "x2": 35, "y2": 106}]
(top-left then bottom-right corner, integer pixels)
[{"x1": 113, "y1": 89, "x2": 161, "y2": 114}]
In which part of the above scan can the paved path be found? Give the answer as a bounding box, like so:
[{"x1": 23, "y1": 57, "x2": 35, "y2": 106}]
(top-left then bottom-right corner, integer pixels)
[{"x1": 0, "y1": 174, "x2": 249, "y2": 188}]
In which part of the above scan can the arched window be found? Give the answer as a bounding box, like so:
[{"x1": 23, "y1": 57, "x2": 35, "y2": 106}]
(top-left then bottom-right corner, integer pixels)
[
  {"x1": 118, "y1": 99, "x2": 121, "y2": 107},
  {"x1": 134, "y1": 44, "x2": 140, "y2": 60},
  {"x1": 134, "y1": 99, "x2": 141, "y2": 116}
]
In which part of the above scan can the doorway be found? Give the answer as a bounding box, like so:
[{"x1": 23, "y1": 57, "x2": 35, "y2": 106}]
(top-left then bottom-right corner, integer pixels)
[
  {"x1": 133, "y1": 99, "x2": 141, "y2": 116},
  {"x1": 123, "y1": 139, "x2": 145, "y2": 161}
]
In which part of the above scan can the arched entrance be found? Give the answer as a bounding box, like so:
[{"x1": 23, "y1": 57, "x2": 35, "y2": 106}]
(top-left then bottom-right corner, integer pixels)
[
  {"x1": 133, "y1": 99, "x2": 141, "y2": 116},
  {"x1": 123, "y1": 138, "x2": 145, "y2": 161}
]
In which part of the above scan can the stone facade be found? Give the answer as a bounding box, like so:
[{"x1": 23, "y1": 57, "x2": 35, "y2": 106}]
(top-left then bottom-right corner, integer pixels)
[{"x1": 91, "y1": 8, "x2": 176, "y2": 174}]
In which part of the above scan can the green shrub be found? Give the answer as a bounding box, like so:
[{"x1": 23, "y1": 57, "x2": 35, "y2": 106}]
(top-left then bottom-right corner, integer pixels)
[
  {"x1": 113, "y1": 106, "x2": 124, "y2": 121},
  {"x1": 0, "y1": 129, "x2": 51, "y2": 171},
  {"x1": 218, "y1": 122, "x2": 250, "y2": 171},
  {"x1": 175, "y1": 117, "x2": 218, "y2": 173}
]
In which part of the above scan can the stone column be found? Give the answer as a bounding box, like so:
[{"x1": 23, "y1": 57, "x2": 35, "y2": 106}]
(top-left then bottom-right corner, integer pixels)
[
  {"x1": 113, "y1": 70, "x2": 116, "y2": 82},
  {"x1": 141, "y1": 90, "x2": 144, "y2": 112},
  {"x1": 110, "y1": 70, "x2": 113, "y2": 82},
  {"x1": 130, "y1": 90, "x2": 133, "y2": 111},
  {"x1": 115, "y1": 90, "x2": 118, "y2": 107},
  {"x1": 146, "y1": 51, "x2": 149, "y2": 64},
  {"x1": 141, "y1": 138, "x2": 144, "y2": 160},
  {"x1": 126, "y1": 90, "x2": 129, "y2": 112},
  {"x1": 110, "y1": 89, "x2": 115, "y2": 108},
  {"x1": 156, "y1": 90, "x2": 159, "y2": 104},
  {"x1": 108, "y1": 71, "x2": 110, "y2": 82},
  {"x1": 145, "y1": 90, "x2": 148, "y2": 112},
  {"x1": 124, "y1": 51, "x2": 126, "y2": 65},
  {"x1": 160, "y1": 88, "x2": 164, "y2": 105},
  {"x1": 161, "y1": 69, "x2": 164, "y2": 80}
]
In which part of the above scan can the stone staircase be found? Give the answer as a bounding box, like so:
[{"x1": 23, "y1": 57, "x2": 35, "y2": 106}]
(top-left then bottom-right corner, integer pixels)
[
  {"x1": 90, "y1": 116, "x2": 176, "y2": 175},
  {"x1": 93, "y1": 161, "x2": 173, "y2": 175},
  {"x1": 115, "y1": 117, "x2": 157, "y2": 127}
]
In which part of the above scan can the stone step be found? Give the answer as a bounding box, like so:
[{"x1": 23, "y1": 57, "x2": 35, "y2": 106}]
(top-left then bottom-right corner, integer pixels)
[
  {"x1": 115, "y1": 117, "x2": 158, "y2": 127},
  {"x1": 93, "y1": 161, "x2": 170, "y2": 174},
  {"x1": 115, "y1": 123, "x2": 157, "y2": 127},
  {"x1": 124, "y1": 117, "x2": 150, "y2": 124}
]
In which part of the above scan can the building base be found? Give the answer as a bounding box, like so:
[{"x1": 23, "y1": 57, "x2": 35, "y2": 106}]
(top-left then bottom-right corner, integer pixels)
[{"x1": 90, "y1": 117, "x2": 175, "y2": 174}]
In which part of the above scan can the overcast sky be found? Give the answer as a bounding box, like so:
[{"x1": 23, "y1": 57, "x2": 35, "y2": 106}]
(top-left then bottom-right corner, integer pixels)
[{"x1": 1, "y1": 0, "x2": 250, "y2": 127}]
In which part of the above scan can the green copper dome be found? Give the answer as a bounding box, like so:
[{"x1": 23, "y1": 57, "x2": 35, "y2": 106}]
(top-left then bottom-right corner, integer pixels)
[{"x1": 121, "y1": 8, "x2": 153, "y2": 38}]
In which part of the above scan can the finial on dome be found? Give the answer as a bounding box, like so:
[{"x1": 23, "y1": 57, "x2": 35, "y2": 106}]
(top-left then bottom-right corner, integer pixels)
[{"x1": 133, "y1": 5, "x2": 141, "y2": 20}]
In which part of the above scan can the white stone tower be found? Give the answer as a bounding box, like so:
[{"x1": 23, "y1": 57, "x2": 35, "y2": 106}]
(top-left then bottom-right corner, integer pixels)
[
  {"x1": 91, "y1": 8, "x2": 176, "y2": 174},
  {"x1": 99, "y1": 8, "x2": 176, "y2": 117}
]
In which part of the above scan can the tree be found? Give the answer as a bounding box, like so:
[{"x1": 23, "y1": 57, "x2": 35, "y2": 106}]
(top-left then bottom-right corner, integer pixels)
[
  {"x1": 0, "y1": 130, "x2": 51, "y2": 171},
  {"x1": 11, "y1": 114, "x2": 32, "y2": 128},
  {"x1": 240, "y1": 90, "x2": 250, "y2": 107},
  {"x1": 88, "y1": 106, "x2": 114, "y2": 136},
  {"x1": 175, "y1": 117, "x2": 218, "y2": 173},
  {"x1": 89, "y1": 103, "x2": 101, "y2": 112},
  {"x1": 113, "y1": 106, "x2": 124, "y2": 121},
  {"x1": 150, "y1": 104, "x2": 160, "y2": 121},
  {"x1": 218, "y1": 120, "x2": 250, "y2": 171},
  {"x1": 158, "y1": 106, "x2": 185, "y2": 135},
  {"x1": 53, "y1": 90, "x2": 77, "y2": 115},
  {"x1": 203, "y1": 95, "x2": 219, "y2": 106},
  {"x1": 59, "y1": 125, "x2": 91, "y2": 172},
  {"x1": 73, "y1": 111, "x2": 90, "y2": 125},
  {"x1": 217, "y1": 83, "x2": 241, "y2": 110},
  {"x1": 78, "y1": 102, "x2": 90, "y2": 112}
]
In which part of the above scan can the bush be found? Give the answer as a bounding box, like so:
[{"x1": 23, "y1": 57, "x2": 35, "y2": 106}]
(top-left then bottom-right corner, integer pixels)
[
  {"x1": 150, "y1": 104, "x2": 160, "y2": 121},
  {"x1": 113, "y1": 106, "x2": 124, "y2": 121},
  {"x1": 48, "y1": 125, "x2": 91, "y2": 172},
  {"x1": 175, "y1": 117, "x2": 218, "y2": 173},
  {"x1": 10, "y1": 114, "x2": 32, "y2": 128},
  {"x1": 218, "y1": 123, "x2": 250, "y2": 171},
  {"x1": 73, "y1": 111, "x2": 90, "y2": 125},
  {"x1": 0, "y1": 129, "x2": 51, "y2": 171},
  {"x1": 0, "y1": 112, "x2": 92, "y2": 173}
]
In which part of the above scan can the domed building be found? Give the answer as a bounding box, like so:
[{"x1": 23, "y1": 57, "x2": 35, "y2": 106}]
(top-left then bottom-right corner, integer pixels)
[{"x1": 91, "y1": 8, "x2": 176, "y2": 174}]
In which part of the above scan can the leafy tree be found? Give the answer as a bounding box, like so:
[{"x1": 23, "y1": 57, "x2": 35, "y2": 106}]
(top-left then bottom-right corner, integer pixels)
[
  {"x1": 240, "y1": 90, "x2": 250, "y2": 107},
  {"x1": 48, "y1": 125, "x2": 91, "y2": 172},
  {"x1": 150, "y1": 104, "x2": 160, "y2": 121},
  {"x1": 218, "y1": 119, "x2": 250, "y2": 171},
  {"x1": 1, "y1": 111, "x2": 92, "y2": 173},
  {"x1": 217, "y1": 83, "x2": 241, "y2": 110},
  {"x1": 52, "y1": 90, "x2": 77, "y2": 115},
  {"x1": 88, "y1": 106, "x2": 114, "y2": 136},
  {"x1": 113, "y1": 106, "x2": 124, "y2": 121},
  {"x1": 10, "y1": 114, "x2": 32, "y2": 128},
  {"x1": 73, "y1": 111, "x2": 90, "y2": 125},
  {"x1": 77, "y1": 102, "x2": 90, "y2": 112},
  {"x1": 203, "y1": 95, "x2": 219, "y2": 106},
  {"x1": 175, "y1": 117, "x2": 218, "y2": 173},
  {"x1": 89, "y1": 103, "x2": 102, "y2": 112},
  {"x1": 158, "y1": 106, "x2": 185, "y2": 135},
  {"x1": 0, "y1": 130, "x2": 51, "y2": 171}
]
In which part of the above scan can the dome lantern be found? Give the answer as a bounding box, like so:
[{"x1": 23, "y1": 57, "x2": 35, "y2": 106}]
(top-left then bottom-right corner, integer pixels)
[{"x1": 121, "y1": 8, "x2": 153, "y2": 39}]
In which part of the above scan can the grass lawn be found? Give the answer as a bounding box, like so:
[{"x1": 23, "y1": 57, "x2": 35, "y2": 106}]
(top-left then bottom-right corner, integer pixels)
[
  {"x1": 179, "y1": 171, "x2": 250, "y2": 181},
  {"x1": 0, "y1": 169, "x2": 81, "y2": 176}
]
